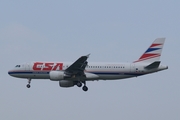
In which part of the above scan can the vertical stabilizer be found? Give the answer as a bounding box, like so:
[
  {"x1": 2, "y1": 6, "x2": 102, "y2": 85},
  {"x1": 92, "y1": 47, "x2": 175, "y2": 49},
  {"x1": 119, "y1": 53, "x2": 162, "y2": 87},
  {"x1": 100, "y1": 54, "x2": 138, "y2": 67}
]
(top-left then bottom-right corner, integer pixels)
[{"x1": 134, "y1": 38, "x2": 165, "y2": 63}]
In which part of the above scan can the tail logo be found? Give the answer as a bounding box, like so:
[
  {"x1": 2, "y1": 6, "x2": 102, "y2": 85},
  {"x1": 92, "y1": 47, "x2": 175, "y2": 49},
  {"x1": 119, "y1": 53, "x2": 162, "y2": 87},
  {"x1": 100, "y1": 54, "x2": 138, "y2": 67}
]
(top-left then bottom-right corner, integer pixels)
[{"x1": 134, "y1": 43, "x2": 163, "y2": 63}]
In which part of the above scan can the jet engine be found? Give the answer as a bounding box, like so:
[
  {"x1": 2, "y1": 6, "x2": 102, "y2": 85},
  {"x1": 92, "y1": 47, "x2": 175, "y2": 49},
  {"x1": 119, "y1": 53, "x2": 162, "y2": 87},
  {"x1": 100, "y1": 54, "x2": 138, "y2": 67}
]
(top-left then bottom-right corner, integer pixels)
[
  {"x1": 59, "y1": 80, "x2": 75, "y2": 87},
  {"x1": 49, "y1": 71, "x2": 65, "y2": 81}
]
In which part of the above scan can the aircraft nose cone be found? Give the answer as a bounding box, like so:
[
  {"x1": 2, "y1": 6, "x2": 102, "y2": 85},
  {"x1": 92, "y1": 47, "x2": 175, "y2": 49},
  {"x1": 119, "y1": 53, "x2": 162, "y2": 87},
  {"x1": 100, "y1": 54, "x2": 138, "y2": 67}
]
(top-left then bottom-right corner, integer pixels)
[
  {"x1": 8, "y1": 70, "x2": 13, "y2": 76},
  {"x1": 8, "y1": 71, "x2": 11, "y2": 75}
]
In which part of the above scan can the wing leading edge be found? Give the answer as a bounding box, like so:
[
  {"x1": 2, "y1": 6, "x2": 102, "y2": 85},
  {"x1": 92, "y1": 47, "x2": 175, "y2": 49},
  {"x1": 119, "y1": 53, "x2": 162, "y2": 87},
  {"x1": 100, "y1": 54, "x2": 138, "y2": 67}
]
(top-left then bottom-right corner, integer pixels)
[{"x1": 65, "y1": 54, "x2": 90, "y2": 76}]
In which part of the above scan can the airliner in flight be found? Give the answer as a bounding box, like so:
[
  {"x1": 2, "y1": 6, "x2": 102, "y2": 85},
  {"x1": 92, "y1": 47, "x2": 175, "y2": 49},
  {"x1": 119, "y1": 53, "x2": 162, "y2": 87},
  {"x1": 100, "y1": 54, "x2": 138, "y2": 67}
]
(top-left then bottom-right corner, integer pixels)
[{"x1": 8, "y1": 38, "x2": 168, "y2": 91}]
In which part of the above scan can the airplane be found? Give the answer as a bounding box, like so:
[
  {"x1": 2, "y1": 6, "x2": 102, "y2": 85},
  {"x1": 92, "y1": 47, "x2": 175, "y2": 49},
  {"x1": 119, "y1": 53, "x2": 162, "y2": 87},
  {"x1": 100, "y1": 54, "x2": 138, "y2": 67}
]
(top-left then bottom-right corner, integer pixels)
[{"x1": 8, "y1": 38, "x2": 168, "y2": 91}]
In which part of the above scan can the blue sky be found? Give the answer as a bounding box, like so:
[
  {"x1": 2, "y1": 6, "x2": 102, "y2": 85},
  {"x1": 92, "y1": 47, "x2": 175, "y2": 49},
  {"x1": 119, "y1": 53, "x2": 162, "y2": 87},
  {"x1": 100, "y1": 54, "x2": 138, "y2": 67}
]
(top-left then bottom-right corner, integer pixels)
[{"x1": 0, "y1": 0, "x2": 179, "y2": 120}]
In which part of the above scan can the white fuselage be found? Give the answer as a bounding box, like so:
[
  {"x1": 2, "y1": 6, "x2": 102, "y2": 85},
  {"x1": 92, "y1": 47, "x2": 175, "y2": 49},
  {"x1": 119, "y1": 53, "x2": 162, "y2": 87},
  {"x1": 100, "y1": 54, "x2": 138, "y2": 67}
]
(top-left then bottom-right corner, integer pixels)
[
  {"x1": 7, "y1": 38, "x2": 168, "y2": 91},
  {"x1": 8, "y1": 62, "x2": 168, "y2": 81}
]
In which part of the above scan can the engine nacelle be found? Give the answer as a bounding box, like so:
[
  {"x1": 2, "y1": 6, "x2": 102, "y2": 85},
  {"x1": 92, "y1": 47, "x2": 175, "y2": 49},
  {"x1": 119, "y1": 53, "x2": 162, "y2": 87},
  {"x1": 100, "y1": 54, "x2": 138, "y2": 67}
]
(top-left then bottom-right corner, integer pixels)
[
  {"x1": 49, "y1": 71, "x2": 65, "y2": 81},
  {"x1": 59, "y1": 80, "x2": 75, "y2": 87}
]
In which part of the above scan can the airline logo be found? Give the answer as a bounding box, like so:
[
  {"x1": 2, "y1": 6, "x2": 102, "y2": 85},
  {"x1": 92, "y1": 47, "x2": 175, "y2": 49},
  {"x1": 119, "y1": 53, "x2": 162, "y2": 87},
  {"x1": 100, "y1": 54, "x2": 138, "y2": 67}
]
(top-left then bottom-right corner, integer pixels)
[
  {"x1": 135, "y1": 43, "x2": 162, "y2": 62},
  {"x1": 33, "y1": 62, "x2": 63, "y2": 71}
]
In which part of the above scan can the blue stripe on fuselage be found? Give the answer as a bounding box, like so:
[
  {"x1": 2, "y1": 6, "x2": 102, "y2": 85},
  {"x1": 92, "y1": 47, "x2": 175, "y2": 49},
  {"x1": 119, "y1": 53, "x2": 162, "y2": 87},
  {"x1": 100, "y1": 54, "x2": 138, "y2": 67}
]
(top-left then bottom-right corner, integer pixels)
[
  {"x1": 8, "y1": 71, "x2": 145, "y2": 76},
  {"x1": 8, "y1": 71, "x2": 49, "y2": 75}
]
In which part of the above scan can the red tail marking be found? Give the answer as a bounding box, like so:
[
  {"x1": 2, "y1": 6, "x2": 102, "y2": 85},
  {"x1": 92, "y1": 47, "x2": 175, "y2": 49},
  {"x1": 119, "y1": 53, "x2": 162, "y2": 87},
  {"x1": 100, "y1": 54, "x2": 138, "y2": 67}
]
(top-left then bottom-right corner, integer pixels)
[
  {"x1": 139, "y1": 54, "x2": 159, "y2": 59},
  {"x1": 150, "y1": 44, "x2": 162, "y2": 47}
]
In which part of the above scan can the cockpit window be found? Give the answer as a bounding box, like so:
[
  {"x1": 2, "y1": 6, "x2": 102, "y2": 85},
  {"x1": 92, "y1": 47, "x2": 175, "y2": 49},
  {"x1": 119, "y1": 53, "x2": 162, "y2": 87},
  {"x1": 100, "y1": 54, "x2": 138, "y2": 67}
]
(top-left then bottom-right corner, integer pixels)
[{"x1": 15, "y1": 65, "x2": 21, "y2": 67}]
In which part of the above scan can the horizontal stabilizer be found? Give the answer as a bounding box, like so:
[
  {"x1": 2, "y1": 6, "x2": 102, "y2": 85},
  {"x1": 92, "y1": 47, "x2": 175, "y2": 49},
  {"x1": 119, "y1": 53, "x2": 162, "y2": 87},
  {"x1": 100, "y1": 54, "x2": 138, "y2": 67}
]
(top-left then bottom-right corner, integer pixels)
[{"x1": 145, "y1": 61, "x2": 161, "y2": 69}]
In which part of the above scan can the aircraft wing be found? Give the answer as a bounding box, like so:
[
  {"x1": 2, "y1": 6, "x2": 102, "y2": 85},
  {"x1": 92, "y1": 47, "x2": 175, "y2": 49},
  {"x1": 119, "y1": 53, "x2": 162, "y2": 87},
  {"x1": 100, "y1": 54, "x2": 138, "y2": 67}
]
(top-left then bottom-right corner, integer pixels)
[{"x1": 65, "y1": 54, "x2": 90, "y2": 76}]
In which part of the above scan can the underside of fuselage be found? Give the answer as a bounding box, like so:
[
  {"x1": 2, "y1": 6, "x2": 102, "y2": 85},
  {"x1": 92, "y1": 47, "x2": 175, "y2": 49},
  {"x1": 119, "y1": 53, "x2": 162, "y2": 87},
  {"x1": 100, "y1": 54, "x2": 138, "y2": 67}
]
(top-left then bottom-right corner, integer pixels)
[{"x1": 8, "y1": 70, "x2": 145, "y2": 81}]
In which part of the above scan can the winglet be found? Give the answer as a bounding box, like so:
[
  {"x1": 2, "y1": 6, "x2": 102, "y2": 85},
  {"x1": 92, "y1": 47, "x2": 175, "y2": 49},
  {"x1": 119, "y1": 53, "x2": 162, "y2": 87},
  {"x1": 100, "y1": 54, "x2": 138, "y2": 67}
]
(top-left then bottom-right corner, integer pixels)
[{"x1": 86, "y1": 54, "x2": 90, "y2": 58}]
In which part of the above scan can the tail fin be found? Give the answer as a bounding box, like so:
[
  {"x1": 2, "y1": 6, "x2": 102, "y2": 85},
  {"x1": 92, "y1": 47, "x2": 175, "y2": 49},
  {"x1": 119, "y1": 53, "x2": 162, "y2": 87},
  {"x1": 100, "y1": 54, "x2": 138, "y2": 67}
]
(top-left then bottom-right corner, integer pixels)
[{"x1": 134, "y1": 38, "x2": 165, "y2": 63}]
